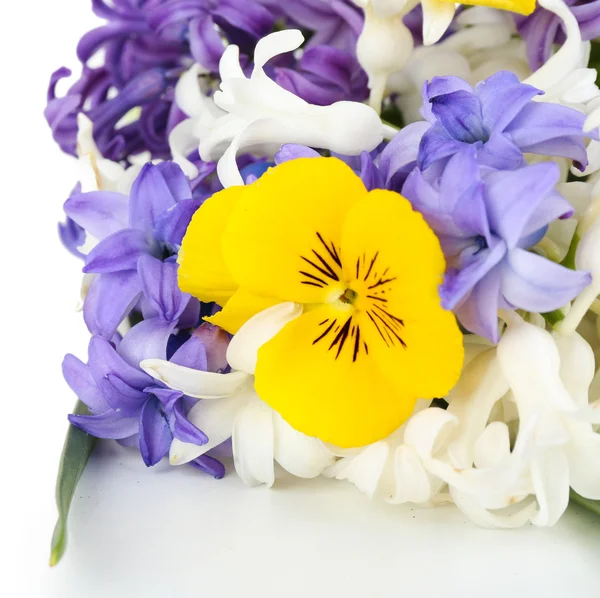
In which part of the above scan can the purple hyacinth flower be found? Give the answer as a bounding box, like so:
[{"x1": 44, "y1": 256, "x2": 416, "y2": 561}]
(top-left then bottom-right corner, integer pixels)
[
  {"x1": 65, "y1": 321, "x2": 228, "y2": 473},
  {"x1": 402, "y1": 147, "x2": 591, "y2": 341},
  {"x1": 64, "y1": 162, "x2": 203, "y2": 338},
  {"x1": 416, "y1": 71, "x2": 596, "y2": 173},
  {"x1": 147, "y1": 0, "x2": 275, "y2": 71},
  {"x1": 274, "y1": 45, "x2": 368, "y2": 106},
  {"x1": 46, "y1": 65, "x2": 180, "y2": 162},
  {"x1": 515, "y1": 1, "x2": 600, "y2": 70},
  {"x1": 46, "y1": 0, "x2": 275, "y2": 162},
  {"x1": 272, "y1": 0, "x2": 363, "y2": 52}
]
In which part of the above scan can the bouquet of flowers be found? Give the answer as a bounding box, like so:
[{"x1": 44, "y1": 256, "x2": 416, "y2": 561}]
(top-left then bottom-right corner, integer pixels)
[{"x1": 48, "y1": 0, "x2": 600, "y2": 565}]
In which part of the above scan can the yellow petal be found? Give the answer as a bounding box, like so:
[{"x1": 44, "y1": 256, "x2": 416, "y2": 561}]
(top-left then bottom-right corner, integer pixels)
[
  {"x1": 354, "y1": 307, "x2": 464, "y2": 399},
  {"x1": 255, "y1": 305, "x2": 418, "y2": 448},
  {"x1": 447, "y1": 0, "x2": 535, "y2": 16},
  {"x1": 341, "y1": 189, "x2": 464, "y2": 398},
  {"x1": 207, "y1": 288, "x2": 280, "y2": 334},
  {"x1": 222, "y1": 157, "x2": 368, "y2": 304},
  {"x1": 178, "y1": 185, "x2": 243, "y2": 304},
  {"x1": 341, "y1": 189, "x2": 446, "y2": 309}
]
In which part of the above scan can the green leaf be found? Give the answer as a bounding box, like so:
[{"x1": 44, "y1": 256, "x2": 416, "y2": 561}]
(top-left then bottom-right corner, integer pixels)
[
  {"x1": 49, "y1": 401, "x2": 97, "y2": 567},
  {"x1": 570, "y1": 489, "x2": 600, "y2": 518}
]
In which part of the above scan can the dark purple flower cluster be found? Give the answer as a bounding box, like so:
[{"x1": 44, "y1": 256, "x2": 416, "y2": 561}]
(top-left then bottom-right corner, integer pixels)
[{"x1": 45, "y1": 0, "x2": 366, "y2": 163}]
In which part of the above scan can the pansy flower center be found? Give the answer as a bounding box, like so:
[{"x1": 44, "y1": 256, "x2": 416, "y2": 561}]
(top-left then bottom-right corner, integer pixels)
[{"x1": 299, "y1": 232, "x2": 406, "y2": 363}]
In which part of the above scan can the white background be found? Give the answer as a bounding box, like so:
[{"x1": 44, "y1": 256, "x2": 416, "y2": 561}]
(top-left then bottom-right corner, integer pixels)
[
  {"x1": 2, "y1": 0, "x2": 100, "y2": 594},
  {"x1": 2, "y1": 2, "x2": 600, "y2": 596}
]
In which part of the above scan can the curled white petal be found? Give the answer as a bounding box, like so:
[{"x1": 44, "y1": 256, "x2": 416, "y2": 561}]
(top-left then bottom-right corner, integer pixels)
[
  {"x1": 473, "y1": 422, "x2": 510, "y2": 469},
  {"x1": 530, "y1": 448, "x2": 570, "y2": 527},
  {"x1": 140, "y1": 359, "x2": 251, "y2": 399},
  {"x1": 253, "y1": 29, "x2": 304, "y2": 70},
  {"x1": 403, "y1": 407, "x2": 458, "y2": 461},
  {"x1": 169, "y1": 119, "x2": 202, "y2": 179},
  {"x1": 325, "y1": 441, "x2": 390, "y2": 498},
  {"x1": 566, "y1": 427, "x2": 600, "y2": 499},
  {"x1": 524, "y1": 0, "x2": 583, "y2": 92},
  {"x1": 388, "y1": 444, "x2": 432, "y2": 504},
  {"x1": 553, "y1": 332, "x2": 595, "y2": 407},
  {"x1": 421, "y1": 0, "x2": 456, "y2": 46},
  {"x1": 170, "y1": 392, "x2": 248, "y2": 465},
  {"x1": 227, "y1": 302, "x2": 303, "y2": 375},
  {"x1": 451, "y1": 487, "x2": 537, "y2": 529},
  {"x1": 176, "y1": 63, "x2": 211, "y2": 117},
  {"x1": 498, "y1": 317, "x2": 576, "y2": 416},
  {"x1": 273, "y1": 413, "x2": 335, "y2": 478},
  {"x1": 232, "y1": 396, "x2": 275, "y2": 487},
  {"x1": 446, "y1": 349, "x2": 510, "y2": 467}
]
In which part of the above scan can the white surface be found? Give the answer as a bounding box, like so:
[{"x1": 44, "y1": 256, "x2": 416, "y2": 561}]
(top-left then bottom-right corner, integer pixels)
[
  {"x1": 2, "y1": 2, "x2": 600, "y2": 597},
  {"x1": 46, "y1": 443, "x2": 600, "y2": 597}
]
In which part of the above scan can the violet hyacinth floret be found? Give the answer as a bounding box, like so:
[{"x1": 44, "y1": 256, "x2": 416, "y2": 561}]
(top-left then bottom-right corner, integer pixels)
[
  {"x1": 64, "y1": 162, "x2": 203, "y2": 338},
  {"x1": 415, "y1": 71, "x2": 595, "y2": 173},
  {"x1": 65, "y1": 322, "x2": 228, "y2": 474},
  {"x1": 267, "y1": 0, "x2": 363, "y2": 52},
  {"x1": 403, "y1": 148, "x2": 592, "y2": 341}
]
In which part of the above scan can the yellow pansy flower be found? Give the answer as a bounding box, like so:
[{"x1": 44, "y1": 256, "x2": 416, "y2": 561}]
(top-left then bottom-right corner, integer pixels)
[{"x1": 178, "y1": 157, "x2": 464, "y2": 448}]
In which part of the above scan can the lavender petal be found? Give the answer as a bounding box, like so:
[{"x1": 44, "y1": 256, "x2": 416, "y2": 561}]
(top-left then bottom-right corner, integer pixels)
[
  {"x1": 83, "y1": 229, "x2": 152, "y2": 274},
  {"x1": 139, "y1": 397, "x2": 172, "y2": 466},
  {"x1": 64, "y1": 191, "x2": 129, "y2": 241},
  {"x1": 68, "y1": 410, "x2": 139, "y2": 439},
  {"x1": 83, "y1": 271, "x2": 142, "y2": 339},
  {"x1": 501, "y1": 249, "x2": 592, "y2": 313},
  {"x1": 62, "y1": 354, "x2": 109, "y2": 413},
  {"x1": 117, "y1": 318, "x2": 175, "y2": 369}
]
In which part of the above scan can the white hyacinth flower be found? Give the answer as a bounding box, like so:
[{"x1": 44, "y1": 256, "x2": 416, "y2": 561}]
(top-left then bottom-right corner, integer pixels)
[
  {"x1": 323, "y1": 404, "x2": 457, "y2": 505},
  {"x1": 170, "y1": 30, "x2": 384, "y2": 188},
  {"x1": 427, "y1": 314, "x2": 600, "y2": 528},
  {"x1": 322, "y1": 333, "x2": 490, "y2": 506},
  {"x1": 141, "y1": 303, "x2": 335, "y2": 487}
]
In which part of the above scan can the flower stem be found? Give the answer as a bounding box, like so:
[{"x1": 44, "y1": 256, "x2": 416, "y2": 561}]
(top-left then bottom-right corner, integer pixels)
[{"x1": 560, "y1": 231, "x2": 580, "y2": 270}]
